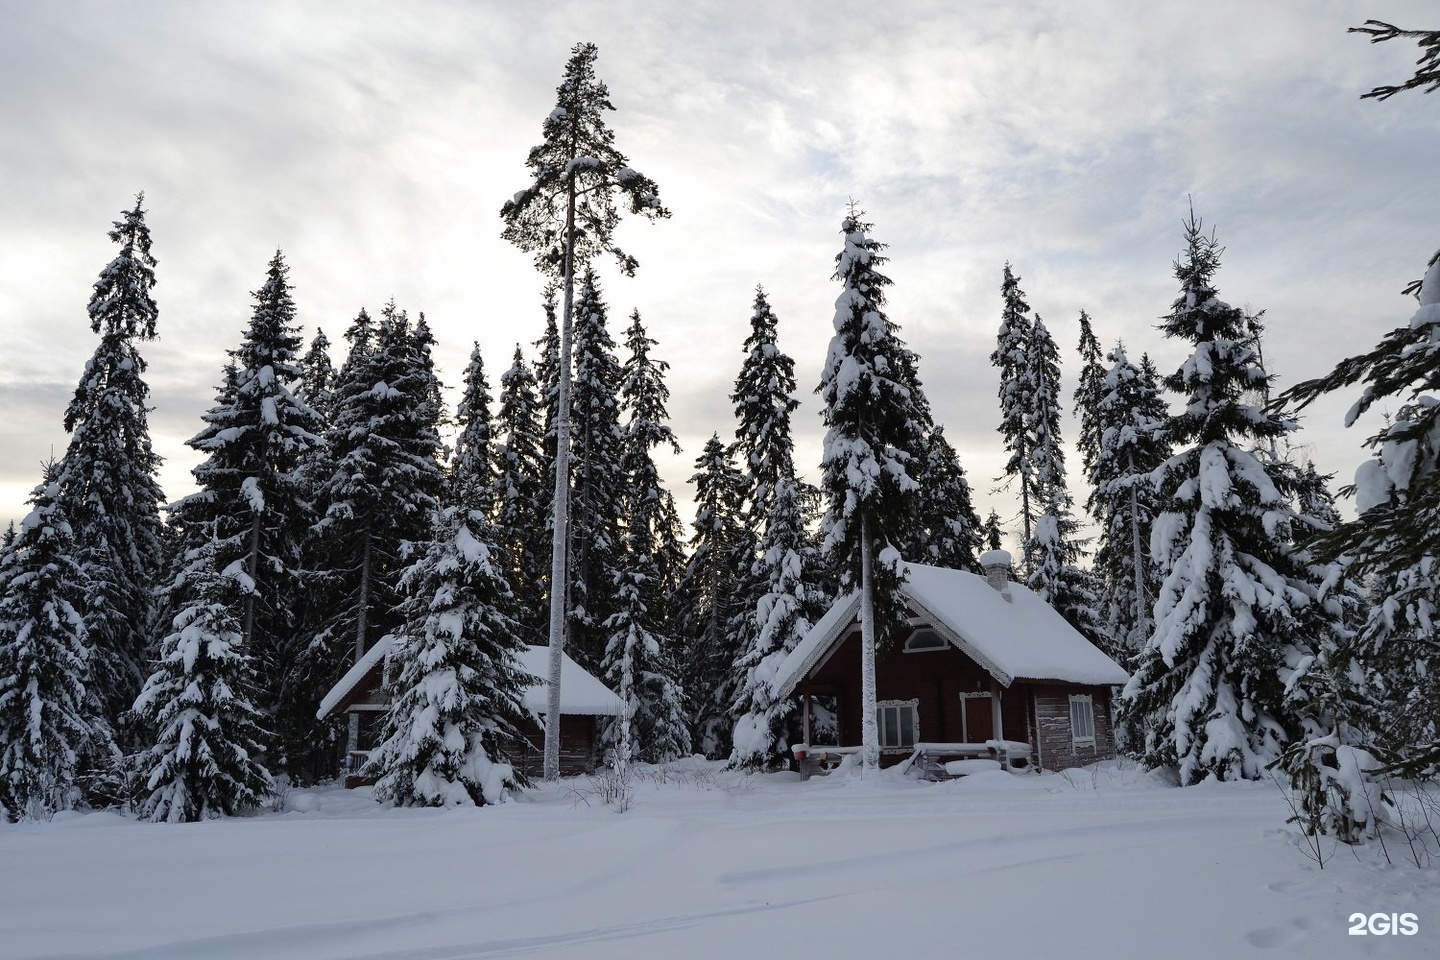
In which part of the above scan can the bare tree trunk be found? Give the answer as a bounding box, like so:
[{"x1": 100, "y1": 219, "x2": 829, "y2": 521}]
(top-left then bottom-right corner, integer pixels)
[
  {"x1": 354, "y1": 536, "x2": 371, "y2": 662},
  {"x1": 859, "y1": 515, "x2": 879, "y2": 773},
  {"x1": 542, "y1": 180, "x2": 578, "y2": 782},
  {"x1": 1129, "y1": 485, "x2": 1148, "y2": 655}
]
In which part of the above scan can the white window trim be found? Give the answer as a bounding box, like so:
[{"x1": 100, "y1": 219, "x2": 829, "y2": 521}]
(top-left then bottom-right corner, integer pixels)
[
  {"x1": 903, "y1": 627, "x2": 948, "y2": 653},
  {"x1": 1069, "y1": 694, "x2": 1096, "y2": 746},
  {"x1": 876, "y1": 699, "x2": 920, "y2": 751}
]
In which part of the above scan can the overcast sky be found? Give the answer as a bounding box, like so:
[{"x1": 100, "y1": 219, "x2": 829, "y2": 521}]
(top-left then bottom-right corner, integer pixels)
[{"x1": 2, "y1": 1, "x2": 1436, "y2": 551}]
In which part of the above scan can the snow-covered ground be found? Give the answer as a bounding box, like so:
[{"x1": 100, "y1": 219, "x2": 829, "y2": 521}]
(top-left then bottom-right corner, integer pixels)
[{"x1": 2, "y1": 760, "x2": 1436, "y2": 959}]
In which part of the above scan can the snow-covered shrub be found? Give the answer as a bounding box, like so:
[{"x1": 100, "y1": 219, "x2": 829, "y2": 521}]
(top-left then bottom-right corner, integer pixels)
[{"x1": 1276, "y1": 731, "x2": 1390, "y2": 844}]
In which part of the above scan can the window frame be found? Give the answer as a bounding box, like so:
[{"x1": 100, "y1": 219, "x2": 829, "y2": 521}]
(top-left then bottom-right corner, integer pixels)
[
  {"x1": 876, "y1": 699, "x2": 920, "y2": 751},
  {"x1": 1069, "y1": 693, "x2": 1096, "y2": 746},
  {"x1": 903, "y1": 627, "x2": 949, "y2": 653}
]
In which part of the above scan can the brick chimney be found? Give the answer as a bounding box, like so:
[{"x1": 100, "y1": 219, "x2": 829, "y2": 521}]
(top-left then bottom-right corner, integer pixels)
[{"x1": 979, "y1": 549, "x2": 1013, "y2": 601}]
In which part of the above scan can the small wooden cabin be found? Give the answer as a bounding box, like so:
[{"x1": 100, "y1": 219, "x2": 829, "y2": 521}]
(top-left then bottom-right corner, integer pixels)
[
  {"x1": 770, "y1": 552, "x2": 1129, "y2": 773},
  {"x1": 317, "y1": 640, "x2": 623, "y2": 783}
]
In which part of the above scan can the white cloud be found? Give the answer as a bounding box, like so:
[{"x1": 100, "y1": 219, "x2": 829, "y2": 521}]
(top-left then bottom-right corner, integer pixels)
[{"x1": 0, "y1": 0, "x2": 1436, "y2": 547}]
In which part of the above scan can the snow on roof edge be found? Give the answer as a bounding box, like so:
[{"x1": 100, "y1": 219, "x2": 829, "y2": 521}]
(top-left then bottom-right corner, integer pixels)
[{"x1": 316, "y1": 639, "x2": 623, "y2": 721}]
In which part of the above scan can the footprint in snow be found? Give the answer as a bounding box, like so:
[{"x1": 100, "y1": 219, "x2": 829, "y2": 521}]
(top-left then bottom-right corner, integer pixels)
[{"x1": 1244, "y1": 917, "x2": 1313, "y2": 950}]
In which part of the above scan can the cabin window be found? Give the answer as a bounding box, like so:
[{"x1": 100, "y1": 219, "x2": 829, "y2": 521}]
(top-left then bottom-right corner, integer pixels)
[
  {"x1": 903, "y1": 628, "x2": 948, "y2": 652},
  {"x1": 1069, "y1": 694, "x2": 1095, "y2": 745},
  {"x1": 877, "y1": 699, "x2": 919, "y2": 750}
]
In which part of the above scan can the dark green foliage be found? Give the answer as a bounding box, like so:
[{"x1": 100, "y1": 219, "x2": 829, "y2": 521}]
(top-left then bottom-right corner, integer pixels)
[
  {"x1": 992, "y1": 263, "x2": 1038, "y2": 550},
  {"x1": 566, "y1": 273, "x2": 628, "y2": 673},
  {"x1": 818, "y1": 208, "x2": 926, "y2": 647},
  {"x1": 167, "y1": 251, "x2": 324, "y2": 777},
  {"x1": 368, "y1": 506, "x2": 534, "y2": 807},
  {"x1": 908, "y1": 426, "x2": 984, "y2": 572},
  {"x1": 0, "y1": 469, "x2": 97, "y2": 820},
  {"x1": 1086, "y1": 346, "x2": 1171, "y2": 659},
  {"x1": 500, "y1": 42, "x2": 669, "y2": 280},
  {"x1": 452, "y1": 342, "x2": 496, "y2": 515},
  {"x1": 55, "y1": 197, "x2": 167, "y2": 729},
  {"x1": 492, "y1": 346, "x2": 549, "y2": 643},
  {"x1": 676, "y1": 435, "x2": 749, "y2": 757},
  {"x1": 1122, "y1": 212, "x2": 1316, "y2": 784},
  {"x1": 1350, "y1": 21, "x2": 1440, "y2": 100},
  {"x1": 133, "y1": 544, "x2": 273, "y2": 823},
  {"x1": 310, "y1": 303, "x2": 447, "y2": 773}
]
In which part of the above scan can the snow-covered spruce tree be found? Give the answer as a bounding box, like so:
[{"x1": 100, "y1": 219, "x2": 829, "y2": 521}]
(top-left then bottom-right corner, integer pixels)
[
  {"x1": 133, "y1": 542, "x2": 272, "y2": 822},
  {"x1": 1023, "y1": 315, "x2": 1104, "y2": 645},
  {"x1": 1279, "y1": 249, "x2": 1440, "y2": 780},
  {"x1": 501, "y1": 40, "x2": 668, "y2": 781},
  {"x1": 1121, "y1": 213, "x2": 1317, "y2": 784},
  {"x1": 601, "y1": 309, "x2": 689, "y2": 764},
  {"x1": 728, "y1": 286, "x2": 820, "y2": 769},
  {"x1": 1074, "y1": 311, "x2": 1107, "y2": 480},
  {"x1": 1086, "y1": 346, "x2": 1171, "y2": 661},
  {"x1": 676, "y1": 434, "x2": 749, "y2": 757},
  {"x1": 603, "y1": 534, "x2": 691, "y2": 766},
  {"x1": 167, "y1": 251, "x2": 324, "y2": 776},
  {"x1": 731, "y1": 287, "x2": 801, "y2": 523},
  {"x1": 992, "y1": 263, "x2": 1038, "y2": 556},
  {"x1": 730, "y1": 478, "x2": 813, "y2": 770},
  {"x1": 54, "y1": 196, "x2": 166, "y2": 729},
  {"x1": 312, "y1": 304, "x2": 447, "y2": 762},
  {"x1": 908, "y1": 425, "x2": 984, "y2": 572},
  {"x1": 982, "y1": 509, "x2": 1005, "y2": 552},
  {"x1": 452, "y1": 342, "x2": 496, "y2": 515},
  {"x1": 0, "y1": 467, "x2": 98, "y2": 821},
  {"x1": 297, "y1": 328, "x2": 336, "y2": 421},
  {"x1": 567, "y1": 272, "x2": 628, "y2": 675},
  {"x1": 491, "y1": 345, "x2": 549, "y2": 642},
  {"x1": 618, "y1": 310, "x2": 687, "y2": 601},
  {"x1": 367, "y1": 506, "x2": 533, "y2": 807},
  {"x1": 817, "y1": 208, "x2": 926, "y2": 772}
]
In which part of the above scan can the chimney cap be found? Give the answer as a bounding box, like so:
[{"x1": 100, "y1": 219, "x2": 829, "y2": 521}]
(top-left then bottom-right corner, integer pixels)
[{"x1": 979, "y1": 549, "x2": 1012, "y2": 569}]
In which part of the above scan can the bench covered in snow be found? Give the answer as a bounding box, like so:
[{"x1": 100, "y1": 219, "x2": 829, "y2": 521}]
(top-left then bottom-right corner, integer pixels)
[
  {"x1": 899, "y1": 740, "x2": 1033, "y2": 779},
  {"x1": 791, "y1": 744, "x2": 862, "y2": 779}
]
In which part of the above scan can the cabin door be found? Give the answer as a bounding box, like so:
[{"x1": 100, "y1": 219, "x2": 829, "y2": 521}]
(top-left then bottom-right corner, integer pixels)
[{"x1": 960, "y1": 693, "x2": 993, "y2": 743}]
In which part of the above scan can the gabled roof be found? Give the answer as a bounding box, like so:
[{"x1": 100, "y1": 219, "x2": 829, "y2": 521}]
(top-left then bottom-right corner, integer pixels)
[
  {"x1": 317, "y1": 638, "x2": 623, "y2": 720},
  {"x1": 770, "y1": 562, "x2": 1128, "y2": 699}
]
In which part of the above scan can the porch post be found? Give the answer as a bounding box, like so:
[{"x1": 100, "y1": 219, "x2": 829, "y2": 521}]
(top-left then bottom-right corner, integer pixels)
[
  {"x1": 803, "y1": 678, "x2": 813, "y2": 746},
  {"x1": 989, "y1": 678, "x2": 1004, "y2": 742}
]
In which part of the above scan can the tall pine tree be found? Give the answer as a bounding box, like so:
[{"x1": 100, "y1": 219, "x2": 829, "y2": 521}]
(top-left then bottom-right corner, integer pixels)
[
  {"x1": 728, "y1": 287, "x2": 819, "y2": 769},
  {"x1": 603, "y1": 310, "x2": 689, "y2": 763},
  {"x1": 491, "y1": 345, "x2": 549, "y2": 642},
  {"x1": 55, "y1": 196, "x2": 167, "y2": 728},
  {"x1": 167, "y1": 251, "x2": 324, "y2": 776},
  {"x1": 501, "y1": 41, "x2": 668, "y2": 780},
  {"x1": 566, "y1": 273, "x2": 628, "y2": 674},
  {"x1": 817, "y1": 208, "x2": 927, "y2": 772},
  {"x1": 132, "y1": 542, "x2": 273, "y2": 823},
  {"x1": 1086, "y1": 346, "x2": 1171, "y2": 661},
  {"x1": 676, "y1": 434, "x2": 748, "y2": 756},
  {"x1": 992, "y1": 263, "x2": 1038, "y2": 556},
  {"x1": 313, "y1": 303, "x2": 447, "y2": 762},
  {"x1": 452, "y1": 342, "x2": 496, "y2": 515},
  {"x1": 1279, "y1": 248, "x2": 1440, "y2": 779},
  {"x1": 0, "y1": 466, "x2": 97, "y2": 821},
  {"x1": 1122, "y1": 212, "x2": 1317, "y2": 784},
  {"x1": 367, "y1": 506, "x2": 533, "y2": 807}
]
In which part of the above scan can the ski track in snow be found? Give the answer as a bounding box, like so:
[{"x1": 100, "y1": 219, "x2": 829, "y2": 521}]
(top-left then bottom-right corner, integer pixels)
[{"x1": 7, "y1": 765, "x2": 1439, "y2": 960}]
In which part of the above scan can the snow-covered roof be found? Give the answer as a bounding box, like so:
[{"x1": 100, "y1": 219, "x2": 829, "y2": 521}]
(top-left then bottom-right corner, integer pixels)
[
  {"x1": 771, "y1": 562, "x2": 1128, "y2": 699},
  {"x1": 514, "y1": 645, "x2": 623, "y2": 717},
  {"x1": 317, "y1": 636, "x2": 393, "y2": 720},
  {"x1": 316, "y1": 639, "x2": 623, "y2": 720}
]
